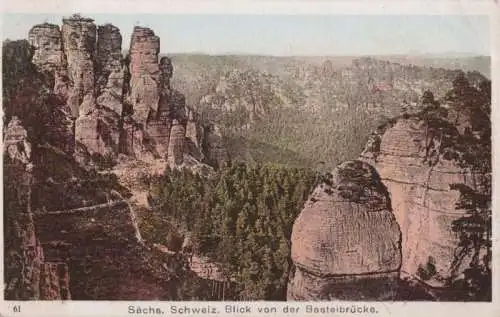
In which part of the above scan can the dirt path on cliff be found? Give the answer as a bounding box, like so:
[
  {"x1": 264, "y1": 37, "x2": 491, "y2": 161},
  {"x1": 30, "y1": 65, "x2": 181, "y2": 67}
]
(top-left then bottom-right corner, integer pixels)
[{"x1": 111, "y1": 156, "x2": 229, "y2": 284}]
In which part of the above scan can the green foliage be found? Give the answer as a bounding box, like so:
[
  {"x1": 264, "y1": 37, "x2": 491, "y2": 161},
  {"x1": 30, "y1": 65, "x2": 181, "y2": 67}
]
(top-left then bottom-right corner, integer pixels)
[
  {"x1": 448, "y1": 183, "x2": 491, "y2": 301},
  {"x1": 444, "y1": 73, "x2": 491, "y2": 301},
  {"x1": 227, "y1": 105, "x2": 385, "y2": 169},
  {"x1": 147, "y1": 163, "x2": 316, "y2": 300}
]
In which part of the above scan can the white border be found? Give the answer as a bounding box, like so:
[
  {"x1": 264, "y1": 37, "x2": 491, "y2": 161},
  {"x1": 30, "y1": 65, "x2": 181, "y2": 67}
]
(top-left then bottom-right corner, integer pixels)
[
  {"x1": 0, "y1": 1, "x2": 499, "y2": 317},
  {"x1": 0, "y1": 0, "x2": 498, "y2": 15}
]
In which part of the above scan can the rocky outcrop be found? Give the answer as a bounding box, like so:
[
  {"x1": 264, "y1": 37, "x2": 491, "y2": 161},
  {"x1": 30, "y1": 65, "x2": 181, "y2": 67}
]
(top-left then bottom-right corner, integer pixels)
[
  {"x1": 128, "y1": 26, "x2": 160, "y2": 124},
  {"x1": 74, "y1": 109, "x2": 121, "y2": 156},
  {"x1": 39, "y1": 262, "x2": 71, "y2": 299},
  {"x1": 26, "y1": 16, "x2": 221, "y2": 165},
  {"x1": 167, "y1": 120, "x2": 185, "y2": 165},
  {"x1": 96, "y1": 23, "x2": 124, "y2": 115},
  {"x1": 360, "y1": 107, "x2": 490, "y2": 287},
  {"x1": 3, "y1": 120, "x2": 192, "y2": 300},
  {"x1": 61, "y1": 16, "x2": 122, "y2": 159},
  {"x1": 288, "y1": 160, "x2": 402, "y2": 300},
  {"x1": 4, "y1": 117, "x2": 33, "y2": 168},
  {"x1": 61, "y1": 15, "x2": 97, "y2": 117},
  {"x1": 5, "y1": 16, "x2": 229, "y2": 301},
  {"x1": 3, "y1": 118, "x2": 71, "y2": 300},
  {"x1": 185, "y1": 109, "x2": 205, "y2": 161},
  {"x1": 28, "y1": 23, "x2": 64, "y2": 74},
  {"x1": 28, "y1": 24, "x2": 74, "y2": 154}
]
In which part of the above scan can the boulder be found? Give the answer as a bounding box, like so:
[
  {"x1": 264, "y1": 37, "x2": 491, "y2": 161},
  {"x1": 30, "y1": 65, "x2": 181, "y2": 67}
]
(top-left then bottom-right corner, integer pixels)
[{"x1": 288, "y1": 160, "x2": 401, "y2": 300}]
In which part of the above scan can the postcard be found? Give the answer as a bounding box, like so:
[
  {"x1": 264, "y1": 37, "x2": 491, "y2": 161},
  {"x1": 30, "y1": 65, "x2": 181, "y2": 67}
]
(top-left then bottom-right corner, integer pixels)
[{"x1": 0, "y1": 0, "x2": 498, "y2": 316}]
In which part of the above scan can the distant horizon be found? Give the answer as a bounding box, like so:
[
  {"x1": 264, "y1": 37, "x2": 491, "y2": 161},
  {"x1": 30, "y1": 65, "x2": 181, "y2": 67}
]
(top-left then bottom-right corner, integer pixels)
[
  {"x1": 1, "y1": 14, "x2": 490, "y2": 56},
  {"x1": 163, "y1": 51, "x2": 491, "y2": 58}
]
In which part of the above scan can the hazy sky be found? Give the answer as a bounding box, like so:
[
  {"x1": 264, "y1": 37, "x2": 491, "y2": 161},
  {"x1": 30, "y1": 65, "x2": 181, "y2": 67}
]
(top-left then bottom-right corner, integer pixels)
[{"x1": 1, "y1": 14, "x2": 490, "y2": 56}]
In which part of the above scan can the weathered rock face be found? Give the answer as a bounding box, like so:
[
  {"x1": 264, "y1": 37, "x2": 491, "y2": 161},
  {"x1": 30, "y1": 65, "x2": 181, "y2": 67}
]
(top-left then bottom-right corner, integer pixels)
[
  {"x1": 5, "y1": 17, "x2": 228, "y2": 301},
  {"x1": 71, "y1": 22, "x2": 123, "y2": 158},
  {"x1": 128, "y1": 26, "x2": 160, "y2": 124},
  {"x1": 145, "y1": 118, "x2": 171, "y2": 159},
  {"x1": 3, "y1": 118, "x2": 71, "y2": 300},
  {"x1": 61, "y1": 16, "x2": 97, "y2": 117},
  {"x1": 96, "y1": 24, "x2": 124, "y2": 115},
  {"x1": 39, "y1": 262, "x2": 71, "y2": 299},
  {"x1": 4, "y1": 117, "x2": 33, "y2": 168},
  {"x1": 75, "y1": 109, "x2": 121, "y2": 156},
  {"x1": 185, "y1": 109, "x2": 205, "y2": 161},
  {"x1": 142, "y1": 56, "x2": 175, "y2": 159},
  {"x1": 28, "y1": 23, "x2": 64, "y2": 73},
  {"x1": 26, "y1": 17, "x2": 223, "y2": 166},
  {"x1": 34, "y1": 201, "x2": 142, "y2": 299},
  {"x1": 168, "y1": 120, "x2": 186, "y2": 165},
  {"x1": 28, "y1": 25, "x2": 74, "y2": 154},
  {"x1": 288, "y1": 160, "x2": 401, "y2": 300},
  {"x1": 360, "y1": 108, "x2": 490, "y2": 287}
]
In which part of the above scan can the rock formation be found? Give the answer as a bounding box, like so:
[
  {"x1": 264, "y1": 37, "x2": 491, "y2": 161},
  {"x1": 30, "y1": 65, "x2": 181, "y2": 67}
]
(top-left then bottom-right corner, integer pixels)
[
  {"x1": 3, "y1": 115, "x2": 194, "y2": 300},
  {"x1": 167, "y1": 120, "x2": 185, "y2": 165},
  {"x1": 128, "y1": 26, "x2": 161, "y2": 124},
  {"x1": 184, "y1": 108, "x2": 205, "y2": 161},
  {"x1": 96, "y1": 23, "x2": 124, "y2": 115},
  {"x1": 360, "y1": 107, "x2": 491, "y2": 287},
  {"x1": 287, "y1": 160, "x2": 402, "y2": 300},
  {"x1": 27, "y1": 15, "x2": 226, "y2": 166},
  {"x1": 28, "y1": 23, "x2": 64, "y2": 74},
  {"x1": 61, "y1": 15, "x2": 97, "y2": 117},
  {"x1": 28, "y1": 23, "x2": 74, "y2": 154},
  {"x1": 3, "y1": 118, "x2": 71, "y2": 300}
]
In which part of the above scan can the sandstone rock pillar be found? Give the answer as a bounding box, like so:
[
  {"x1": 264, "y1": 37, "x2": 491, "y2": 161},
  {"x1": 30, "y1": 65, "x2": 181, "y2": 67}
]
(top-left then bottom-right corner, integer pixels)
[
  {"x1": 287, "y1": 160, "x2": 402, "y2": 300},
  {"x1": 96, "y1": 23, "x2": 125, "y2": 115},
  {"x1": 168, "y1": 120, "x2": 185, "y2": 165},
  {"x1": 128, "y1": 26, "x2": 161, "y2": 124},
  {"x1": 61, "y1": 15, "x2": 97, "y2": 117}
]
